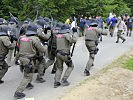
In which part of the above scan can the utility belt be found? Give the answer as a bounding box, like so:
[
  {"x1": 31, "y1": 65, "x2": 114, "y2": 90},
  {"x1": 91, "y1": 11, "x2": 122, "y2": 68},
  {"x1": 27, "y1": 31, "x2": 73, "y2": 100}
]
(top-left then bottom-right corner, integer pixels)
[
  {"x1": 85, "y1": 39, "x2": 99, "y2": 46},
  {"x1": 85, "y1": 39, "x2": 95, "y2": 41},
  {"x1": 57, "y1": 50, "x2": 72, "y2": 66},
  {"x1": 23, "y1": 57, "x2": 35, "y2": 73},
  {"x1": 20, "y1": 57, "x2": 35, "y2": 73},
  {"x1": 57, "y1": 50, "x2": 70, "y2": 56}
]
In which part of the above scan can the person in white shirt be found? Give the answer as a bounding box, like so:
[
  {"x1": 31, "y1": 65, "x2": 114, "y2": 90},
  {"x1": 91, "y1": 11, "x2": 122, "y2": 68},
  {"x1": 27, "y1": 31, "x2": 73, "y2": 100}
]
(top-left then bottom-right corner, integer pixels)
[
  {"x1": 71, "y1": 19, "x2": 78, "y2": 33},
  {"x1": 116, "y1": 17, "x2": 127, "y2": 43}
]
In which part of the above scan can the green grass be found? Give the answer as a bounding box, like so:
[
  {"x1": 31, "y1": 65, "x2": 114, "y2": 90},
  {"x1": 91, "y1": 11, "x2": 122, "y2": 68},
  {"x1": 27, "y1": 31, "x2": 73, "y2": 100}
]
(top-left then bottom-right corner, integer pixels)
[{"x1": 123, "y1": 57, "x2": 133, "y2": 70}]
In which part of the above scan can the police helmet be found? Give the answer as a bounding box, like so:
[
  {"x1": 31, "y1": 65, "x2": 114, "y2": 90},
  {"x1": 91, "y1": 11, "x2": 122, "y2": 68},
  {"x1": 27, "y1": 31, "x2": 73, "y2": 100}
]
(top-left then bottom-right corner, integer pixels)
[
  {"x1": 24, "y1": 18, "x2": 31, "y2": 24},
  {"x1": 36, "y1": 19, "x2": 47, "y2": 28},
  {"x1": 44, "y1": 17, "x2": 51, "y2": 23},
  {"x1": 0, "y1": 18, "x2": 7, "y2": 25},
  {"x1": 8, "y1": 17, "x2": 19, "y2": 24},
  {"x1": 37, "y1": 16, "x2": 44, "y2": 20},
  {"x1": 61, "y1": 24, "x2": 71, "y2": 30},
  {"x1": 25, "y1": 24, "x2": 39, "y2": 35},
  {"x1": 0, "y1": 31, "x2": 7, "y2": 36},
  {"x1": 0, "y1": 25, "x2": 9, "y2": 36},
  {"x1": 56, "y1": 22, "x2": 64, "y2": 28}
]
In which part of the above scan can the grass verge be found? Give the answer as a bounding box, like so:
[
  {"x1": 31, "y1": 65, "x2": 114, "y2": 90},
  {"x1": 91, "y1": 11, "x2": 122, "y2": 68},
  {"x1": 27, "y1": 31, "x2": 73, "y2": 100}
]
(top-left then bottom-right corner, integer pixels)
[{"x1": 123, "y1": 56, "x2": 133, "y2": 70}]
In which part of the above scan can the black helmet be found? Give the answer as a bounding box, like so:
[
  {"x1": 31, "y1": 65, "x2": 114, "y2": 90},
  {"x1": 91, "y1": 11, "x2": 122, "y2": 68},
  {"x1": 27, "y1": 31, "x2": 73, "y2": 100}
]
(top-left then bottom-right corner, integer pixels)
[
  {"x1": 24, "y1": 18, "x2": 31, "y2": 24},
  {"x1": 58, "y1": 29, "x2": 71, "y2": 34},
  {"x1": 61, "y1": 24, "x2": 70, "y2": 30},
  {"x1": 25, "y1": 24, "x2": 38, "y2": 35},
  {"x1": 36, "y1": 19, "x2": 47, "y2": 28},
  {"x1": 56, "y1": 22, "x2": 64, "y2": 28},
  {"x1": 37, "y1": 16, "x2": 44, "y2": 20},
  {"x1": 0, "y1": 25, "x2": 9, "y2": 36},
  {"x1": 0, "y1": 18, "x2": 7, "y2": 25},
  {"x1": 8, "y1": 17, "x2": 19, "y2": 24},
  {"x1": 44, "y1": 17, "x2": 51, "y2": 23}
]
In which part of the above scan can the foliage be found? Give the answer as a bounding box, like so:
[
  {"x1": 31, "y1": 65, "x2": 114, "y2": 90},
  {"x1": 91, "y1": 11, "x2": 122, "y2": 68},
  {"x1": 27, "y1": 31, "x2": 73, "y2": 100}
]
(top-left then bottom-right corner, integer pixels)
[{"x1": 0, "y1": 0, "x2": 132, "y2": 21}]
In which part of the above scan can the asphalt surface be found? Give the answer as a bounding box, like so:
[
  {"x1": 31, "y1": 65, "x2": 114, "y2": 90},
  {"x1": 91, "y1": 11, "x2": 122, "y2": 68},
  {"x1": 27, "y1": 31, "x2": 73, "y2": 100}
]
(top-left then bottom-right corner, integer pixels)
[{"x1": 0, "y1": 33, "x2": 133, "y2": 100}]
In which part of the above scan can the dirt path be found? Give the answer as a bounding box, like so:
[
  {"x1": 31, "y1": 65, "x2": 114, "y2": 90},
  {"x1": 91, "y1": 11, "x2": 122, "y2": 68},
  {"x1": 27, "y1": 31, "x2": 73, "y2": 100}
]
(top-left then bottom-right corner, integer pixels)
[{"x1": 57, "y1": 66, "x2": 133, "y2": 100}]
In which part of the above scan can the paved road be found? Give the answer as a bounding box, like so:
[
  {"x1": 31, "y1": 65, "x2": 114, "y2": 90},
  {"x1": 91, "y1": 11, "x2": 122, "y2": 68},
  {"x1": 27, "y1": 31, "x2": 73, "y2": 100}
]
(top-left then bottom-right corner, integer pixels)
[{"x1": 0, "y1": 34, "x2": 133, "y2": 100}]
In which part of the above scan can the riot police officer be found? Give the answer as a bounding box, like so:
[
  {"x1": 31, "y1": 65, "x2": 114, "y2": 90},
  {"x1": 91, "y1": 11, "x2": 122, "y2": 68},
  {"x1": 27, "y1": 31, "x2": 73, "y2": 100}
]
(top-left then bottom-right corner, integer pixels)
[
  {"x1": 46, "y1": 22, "x2": 64, "y2": 74},
  {"x1": 84, "y1": 22, "x2": 108, "y2": 76},
  {"x1": 20, "y1": 18, "x2": 31, "y2": 36},
  {"x1": 35, "y1": 18, "x2": 51, "y2": 81},
  {"x1": 0, "y1": 18, "x2": 15, "y2": 84},
  {"x1": 54, "y1": 24, "x2": 77, "y2": 88},
  {"x1": 14, "y1": 23, "x2": 46, "y2": 99},
  {"x1": 7, "y1": 17, "x2": 20, "y2": 65}
]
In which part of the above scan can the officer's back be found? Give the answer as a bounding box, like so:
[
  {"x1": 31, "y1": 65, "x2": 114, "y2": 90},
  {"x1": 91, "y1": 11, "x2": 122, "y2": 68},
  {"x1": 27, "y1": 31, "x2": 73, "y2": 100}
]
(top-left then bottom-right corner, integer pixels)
[
  {"x1": 85, "y1": 25, "x2": 101, "y2": 41},
  {"x1": 19, "y1": 24, "x2": 45, "y2": 58},
  {"x1": 0, "y1": 21, "x2": 12, "y2": 56},
  {"x1": 56, "y1": 25, "x2": 76, "y2": 52}
]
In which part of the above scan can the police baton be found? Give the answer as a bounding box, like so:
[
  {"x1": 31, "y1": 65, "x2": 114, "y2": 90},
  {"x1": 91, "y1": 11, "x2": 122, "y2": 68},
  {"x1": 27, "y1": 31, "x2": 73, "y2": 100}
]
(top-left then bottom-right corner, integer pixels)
[
  {"x1": 71, "y1": 42, "x2": 76, "y2": 57},
  {"x1": 33, "y1": 10, "x2": 39, "y2": 23},
  {"x1": 9, "y1": 12, "x2": 19, "y2": 24}
]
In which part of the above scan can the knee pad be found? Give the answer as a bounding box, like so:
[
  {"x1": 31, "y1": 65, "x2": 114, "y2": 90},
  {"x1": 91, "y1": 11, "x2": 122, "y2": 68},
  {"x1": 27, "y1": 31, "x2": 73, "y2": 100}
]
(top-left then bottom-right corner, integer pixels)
[
  {"x1": 37, "y1": 56, "x2": 44, "y2": 62},
  {"x1": 24, "y1": 64, "x2": 33, "y2": 73},
  {"x1": 90, "y1": 54, "x2": 95, "y2": 60},
  {"x1": 66, "y1": 57, "x2": 72, "y2": 67},
  {"x1": 94, "y1": 48, "x2": 99, "y2": 55}
]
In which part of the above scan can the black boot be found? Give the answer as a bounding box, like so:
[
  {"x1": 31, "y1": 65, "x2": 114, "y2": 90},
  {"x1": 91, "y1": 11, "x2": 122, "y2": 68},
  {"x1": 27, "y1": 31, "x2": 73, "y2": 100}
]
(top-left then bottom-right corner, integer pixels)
[
  {"x1": 115, "y1": 41, "x2": 119, "y2": 43},
  {"x1": 54, "y1": 82, "x2": 61, "y2": 88},
  {"x1": 14, "y1": 92, "x2": 25, "y2": 99},
  {"x1": 26, "y1": 83, "x2": 34, "y2": 89},
  {"x1": 100, "y1": 37, "x2": 102, "y2": 41},
  {"x1": 0, "y1": 80, "x2": 4, "y2": 84},
  {"x1": 61, "y1": 79, "x2": 70, "y2": 86},
  {"x1": 84, "y1": 69, "x2": 90, "y2": 76},
  {"x1": 15, "y1": 60, "x2": 20, "y2": 65},
  {"x1": 122, "y1": 39, "x2": 126, "y2": 43},
  {"x1": 36, "y1": 77, "x2": 46, "y2": 83},
  {"x1": 51, "y1": 69, "x2": 56, "y2": 74}
]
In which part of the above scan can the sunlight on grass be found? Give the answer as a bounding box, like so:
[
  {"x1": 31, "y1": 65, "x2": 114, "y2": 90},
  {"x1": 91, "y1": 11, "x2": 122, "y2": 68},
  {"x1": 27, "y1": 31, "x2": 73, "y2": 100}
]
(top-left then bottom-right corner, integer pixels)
[{"x1": 123, "y1": 58, "x2": 133, "y2": 70}]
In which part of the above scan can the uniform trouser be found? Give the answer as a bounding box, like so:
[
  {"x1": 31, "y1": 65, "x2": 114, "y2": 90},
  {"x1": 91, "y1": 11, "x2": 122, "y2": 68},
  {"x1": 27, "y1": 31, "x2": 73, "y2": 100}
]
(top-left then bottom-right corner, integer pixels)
[
  {"x1": 85, "y1": 41, "x2": 97, "y2": 71},
  {"x1": 46, "y1": 59, "x2": 57, "y2": 69},
  {"x1": 6, "y1": 50, "x2": 14, "y2": 66},
  {"x1": 6, "y1": 41, "x2": 16, "y2": 65},
  {"x1": 0, "y1": 60, "x2": 8, "y2": 80},
  {"x1": 16, "y1": 57, "x2": 33, "y2": 93},
  {"x1": 110, "y1": 26, "x2": 115, "y2": 37},
  {"x1": 54, "y1": 53, "x2": 74, "y2": 82},
  {"x1": 117, "y1": 30, "x2": 125, "y2": 42},
  {"x1": 46, "y1": 48, "x2": 57, "y2": 70},
  {"x1": 35, "y1": 58, "x2": 46, "y2": 78}
]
